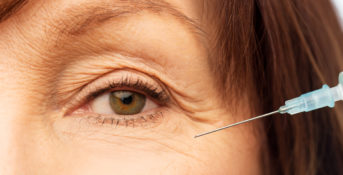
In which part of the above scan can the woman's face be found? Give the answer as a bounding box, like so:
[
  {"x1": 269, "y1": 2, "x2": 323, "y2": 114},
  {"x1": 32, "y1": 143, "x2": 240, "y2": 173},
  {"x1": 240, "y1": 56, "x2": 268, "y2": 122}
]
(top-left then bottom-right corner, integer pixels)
[{"x1": 0, "y1": 0, "x2": 260, "y2": 174}]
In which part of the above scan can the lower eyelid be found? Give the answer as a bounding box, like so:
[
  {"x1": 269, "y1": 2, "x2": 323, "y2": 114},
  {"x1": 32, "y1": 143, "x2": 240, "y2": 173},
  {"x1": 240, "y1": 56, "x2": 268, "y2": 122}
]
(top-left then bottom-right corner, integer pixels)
[
  {"x1": 68, "y1": 92, "x2": 165, "y2": 129},
  {"x1": 75, "y1": 111, "x2": 165, "y2": 128}
]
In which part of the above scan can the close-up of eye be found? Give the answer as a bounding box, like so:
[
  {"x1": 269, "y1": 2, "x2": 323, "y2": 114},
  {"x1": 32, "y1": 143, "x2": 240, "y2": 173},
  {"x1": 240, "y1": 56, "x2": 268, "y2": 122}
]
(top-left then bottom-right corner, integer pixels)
[{"x1": 66, "y1": 72, "x2": 170, "y2": 128}]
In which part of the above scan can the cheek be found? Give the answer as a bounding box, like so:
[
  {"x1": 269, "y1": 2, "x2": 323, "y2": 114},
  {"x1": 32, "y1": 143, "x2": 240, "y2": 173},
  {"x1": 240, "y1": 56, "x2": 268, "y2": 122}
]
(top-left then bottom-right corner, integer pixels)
[
  {"x1": 189, "y1": 126, "x2": 261, "y2": 174},
  {"x1": 53, "y1": 148, "x2": 197, "y2": 175},
  {"x1": 51, "y1": 87, "x2": 260, "y2": 175},
  {"x1": 51, "y1": 118, "x2": 260, "y2": 175}
]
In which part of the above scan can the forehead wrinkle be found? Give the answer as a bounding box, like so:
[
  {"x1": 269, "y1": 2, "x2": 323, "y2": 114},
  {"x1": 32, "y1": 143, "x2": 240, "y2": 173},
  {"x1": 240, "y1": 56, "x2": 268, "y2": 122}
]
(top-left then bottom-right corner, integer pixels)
[
  {"x1": 0, "y1": 0, "x2": 28, "y2": 23},
  {"x1": 47, "y1": 0, "x2": 207, "y2": 46},
  {"x1": 35, "y1": 0, "x2": 210, "y2": 84}
]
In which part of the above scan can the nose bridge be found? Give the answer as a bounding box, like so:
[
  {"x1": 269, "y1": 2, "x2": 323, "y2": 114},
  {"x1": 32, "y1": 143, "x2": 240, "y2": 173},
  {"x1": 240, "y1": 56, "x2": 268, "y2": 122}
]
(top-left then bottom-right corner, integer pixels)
[
  {"x1": 0, "y1": 57, "x2": 57, "y2": 174},
  {"x1": 0, "y1": 62, "x2": 31, "y2": 174},
  {"x1": 0, "y1": 97, "x2": 24, "y2": 174}
]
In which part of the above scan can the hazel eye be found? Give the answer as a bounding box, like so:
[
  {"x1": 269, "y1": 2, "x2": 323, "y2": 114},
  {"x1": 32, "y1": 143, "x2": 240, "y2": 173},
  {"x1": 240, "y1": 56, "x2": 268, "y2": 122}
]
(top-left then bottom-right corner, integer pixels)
[
  {"x1": 91, "y1": 90, "x2": 158, "y2": 115},
  {"x1": 109, "y1": 91, "x2": 146, "y2": 115}
]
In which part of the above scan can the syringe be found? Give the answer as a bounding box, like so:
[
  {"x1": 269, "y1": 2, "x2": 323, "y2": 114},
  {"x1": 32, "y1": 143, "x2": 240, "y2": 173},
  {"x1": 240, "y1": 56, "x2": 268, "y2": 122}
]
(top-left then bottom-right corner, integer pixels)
[{"x1": 194, "y1": 72, "x2": 343, "y2": 138}]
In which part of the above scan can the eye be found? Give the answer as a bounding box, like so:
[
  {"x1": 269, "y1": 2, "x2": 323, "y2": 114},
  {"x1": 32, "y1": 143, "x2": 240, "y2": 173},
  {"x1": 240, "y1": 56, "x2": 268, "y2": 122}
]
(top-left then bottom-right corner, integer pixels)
[
  {"x1": 65, "y1": 72, "x2": 170, "y2": 128},
  {"x1": 91, "y1": 90, "x2": 158, "y2": 115}
]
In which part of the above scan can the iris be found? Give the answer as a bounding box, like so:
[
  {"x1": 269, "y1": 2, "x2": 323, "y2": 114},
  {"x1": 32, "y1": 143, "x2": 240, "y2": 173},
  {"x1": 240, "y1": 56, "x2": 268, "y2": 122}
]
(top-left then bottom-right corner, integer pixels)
[{"x1": 109, "y1": 91, "x2": 146, "y2": 115}]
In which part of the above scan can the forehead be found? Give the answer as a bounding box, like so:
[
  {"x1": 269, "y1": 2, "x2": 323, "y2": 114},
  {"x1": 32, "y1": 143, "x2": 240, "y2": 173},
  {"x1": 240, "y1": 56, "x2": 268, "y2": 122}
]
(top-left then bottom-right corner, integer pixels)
[
  {"x1": 0, "y1": 0, "x2": 205, "y2": 23},
  {"x1": 0, "y1": 0, "x2": 212, "y2": 85},
  {"x1": 0, "y1": 0, "x2": 211, "y2": 65},
  {"x1": 0, "y1": 0, "x2": 209, "y2": 46}
]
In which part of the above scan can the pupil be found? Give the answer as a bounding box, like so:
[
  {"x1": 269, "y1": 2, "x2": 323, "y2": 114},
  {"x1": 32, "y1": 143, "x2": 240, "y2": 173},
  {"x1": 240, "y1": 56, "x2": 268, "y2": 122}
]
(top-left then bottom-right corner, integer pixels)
[{"x1": 121, "y1": 95, "x2": 133, "y2": 105}]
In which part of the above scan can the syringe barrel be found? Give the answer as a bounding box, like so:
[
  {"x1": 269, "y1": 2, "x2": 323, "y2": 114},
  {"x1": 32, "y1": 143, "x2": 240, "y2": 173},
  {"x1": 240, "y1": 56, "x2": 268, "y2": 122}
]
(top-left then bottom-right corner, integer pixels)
[
  {"x1": 282, "y1": 85, "x2": 335, "y2": 115},
  {"x1": 279, "y1": 72, "x2": 343, "y2": 115}
]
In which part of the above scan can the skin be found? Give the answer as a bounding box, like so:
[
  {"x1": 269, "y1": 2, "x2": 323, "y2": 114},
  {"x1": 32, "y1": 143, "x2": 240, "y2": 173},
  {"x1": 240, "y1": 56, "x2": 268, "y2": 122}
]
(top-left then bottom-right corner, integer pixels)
[{"x1": 0, "y1": 0, "x2": 261, "y2": 174}]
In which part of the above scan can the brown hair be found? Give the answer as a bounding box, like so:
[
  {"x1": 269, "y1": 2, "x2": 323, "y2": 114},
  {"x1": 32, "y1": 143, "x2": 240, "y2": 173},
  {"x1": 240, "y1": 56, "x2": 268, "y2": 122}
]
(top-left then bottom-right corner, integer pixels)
[{"x1": 209, "y1": 0, "x2": 343, "y2": 174}]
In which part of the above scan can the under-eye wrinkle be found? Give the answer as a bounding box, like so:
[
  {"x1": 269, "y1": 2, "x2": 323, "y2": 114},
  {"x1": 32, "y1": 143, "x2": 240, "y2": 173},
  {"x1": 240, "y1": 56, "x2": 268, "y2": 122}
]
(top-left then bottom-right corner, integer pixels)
[{"x1": 82, "y1": 111, "x2": 164, "y2": 128}]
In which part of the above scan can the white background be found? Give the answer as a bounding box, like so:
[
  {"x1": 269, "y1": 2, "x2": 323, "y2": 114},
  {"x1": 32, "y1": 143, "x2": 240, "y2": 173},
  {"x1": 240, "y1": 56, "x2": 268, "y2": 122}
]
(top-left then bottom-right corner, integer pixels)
[{"x1": 332, "y1": 0, "x2": 343, "y2": 26}]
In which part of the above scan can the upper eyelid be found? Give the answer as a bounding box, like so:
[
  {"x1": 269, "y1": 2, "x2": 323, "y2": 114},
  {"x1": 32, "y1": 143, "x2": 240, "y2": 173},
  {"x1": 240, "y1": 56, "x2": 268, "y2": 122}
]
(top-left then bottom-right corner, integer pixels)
[
  {"x1": 54, "y1": 53, "x2": 194, "y2": 106},
  {"x1": 87, "y1": 78, "x2": 169, "y2": 104}
]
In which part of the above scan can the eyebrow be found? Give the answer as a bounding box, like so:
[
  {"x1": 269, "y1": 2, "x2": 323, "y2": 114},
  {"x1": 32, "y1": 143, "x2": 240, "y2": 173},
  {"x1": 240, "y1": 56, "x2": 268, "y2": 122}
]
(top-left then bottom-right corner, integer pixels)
[
  {"x1": 50, "y1": 0, "x2": 206, "y2": 42},
  {"x1": 0, "y1": 0, "x2": 27, "y2": 22}
]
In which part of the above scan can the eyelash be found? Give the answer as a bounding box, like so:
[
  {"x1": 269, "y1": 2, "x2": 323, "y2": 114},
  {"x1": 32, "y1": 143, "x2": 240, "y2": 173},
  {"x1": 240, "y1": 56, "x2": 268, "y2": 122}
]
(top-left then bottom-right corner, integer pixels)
[
  {"x1": 67, "y1": 75, "x2": 169, "y2": 128},
  {"x1": 87, "y1": 77, "x2": 169, "y2": 104}
]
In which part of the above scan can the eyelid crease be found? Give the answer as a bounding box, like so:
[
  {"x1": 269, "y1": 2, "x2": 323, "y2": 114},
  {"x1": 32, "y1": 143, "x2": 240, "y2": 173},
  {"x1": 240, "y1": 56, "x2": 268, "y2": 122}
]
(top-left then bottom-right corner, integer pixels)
[
  {"x1": 88, "y1": 76, "x2": 169, "y2": 103},
  {"x1": 54, "y1": 54, "x2": 202, "y2": 117}
]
